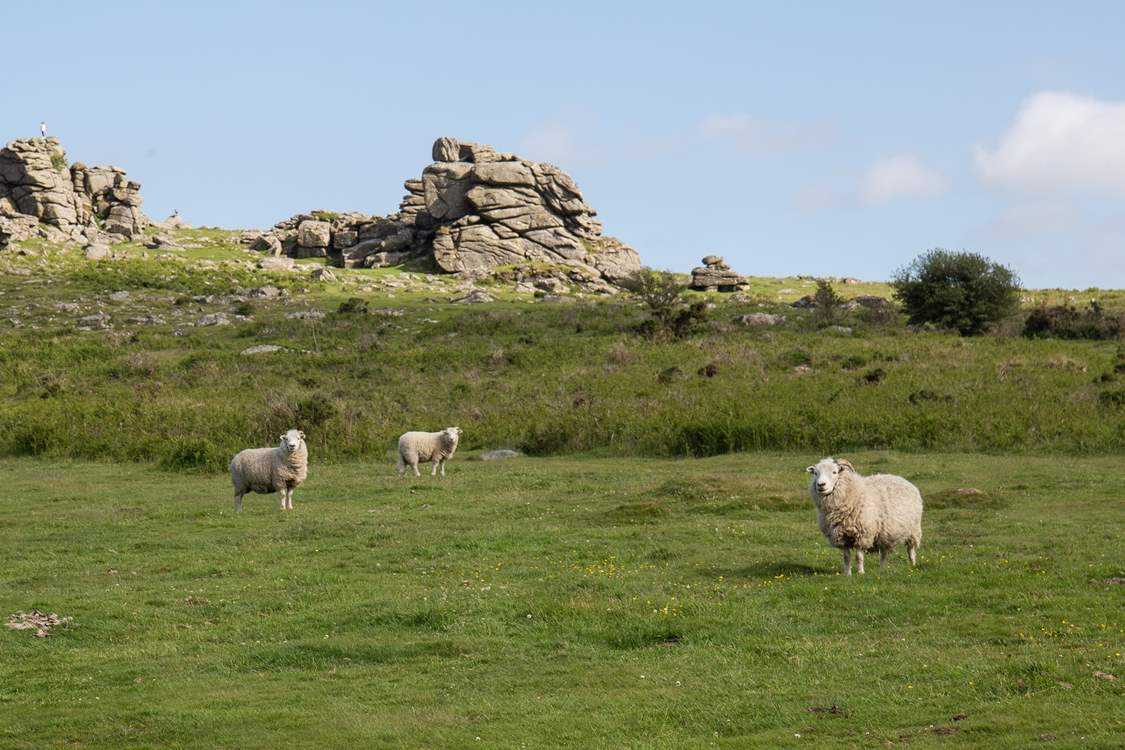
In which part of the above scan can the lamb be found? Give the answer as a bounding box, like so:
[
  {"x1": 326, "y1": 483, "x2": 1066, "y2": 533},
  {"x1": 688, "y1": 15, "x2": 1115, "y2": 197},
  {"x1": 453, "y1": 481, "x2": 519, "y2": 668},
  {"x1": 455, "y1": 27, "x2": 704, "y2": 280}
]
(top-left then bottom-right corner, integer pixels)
[
  {"x1": 229, "y1": 429, "x2": 308, "y2": 512},
  {"x1": 806, "y1": 457, "x2": 923, "y2": 575},
  {"x1": 397, "y1": 427, "x2": 461, "y2": 477}
]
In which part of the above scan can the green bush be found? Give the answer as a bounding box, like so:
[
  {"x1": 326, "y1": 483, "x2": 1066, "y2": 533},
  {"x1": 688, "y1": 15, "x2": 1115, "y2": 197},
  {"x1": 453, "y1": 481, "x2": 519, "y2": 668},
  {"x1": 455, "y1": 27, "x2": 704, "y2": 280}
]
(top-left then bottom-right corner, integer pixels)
[
  {"x1": 1023, "y1": 302, "x2": 1123, "y2": 340},
  {"x1": 892, "y1": 249, "x2": 1020, "y2": 335},
  {"x1": 812, "y1": 279, "x2": 844, "y2": 327},
  {"x1": 621, "y1": 269, "x2": 707, "y2": 339}
]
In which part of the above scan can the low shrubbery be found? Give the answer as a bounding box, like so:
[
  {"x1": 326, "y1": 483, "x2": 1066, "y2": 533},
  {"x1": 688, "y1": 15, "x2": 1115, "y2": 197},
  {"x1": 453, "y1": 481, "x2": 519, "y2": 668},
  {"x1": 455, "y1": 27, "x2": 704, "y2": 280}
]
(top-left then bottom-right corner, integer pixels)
[
  {"x1": 1023, "y1": 302, "x2": 1124, "y2": 340},
  {"x1": 893, "y1": 249, "x2": 1020, "y2": 335}
]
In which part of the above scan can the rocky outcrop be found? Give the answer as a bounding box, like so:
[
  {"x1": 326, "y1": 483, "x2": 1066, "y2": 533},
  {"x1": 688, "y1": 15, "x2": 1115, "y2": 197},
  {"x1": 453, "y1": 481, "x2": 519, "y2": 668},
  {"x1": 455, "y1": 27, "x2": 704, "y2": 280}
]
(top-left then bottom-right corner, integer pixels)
[
  {"x1": 0, "y1": 137, "x2": 148, "y2": 247},
  {"x1": 690, "y1": 255, "x2": 747, "y2": 292},
  {"x1": 251, "y1": 136, "x2": 641, "y2": 289}
]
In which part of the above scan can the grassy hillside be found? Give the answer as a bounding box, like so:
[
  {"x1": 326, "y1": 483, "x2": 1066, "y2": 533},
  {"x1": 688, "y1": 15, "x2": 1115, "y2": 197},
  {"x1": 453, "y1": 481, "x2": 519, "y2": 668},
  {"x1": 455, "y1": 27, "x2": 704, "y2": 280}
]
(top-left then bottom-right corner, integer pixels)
[
  {"x1": 1, "y1": 228, "x2": 1123, "y2": 467},
  {"x1": 0, "y1": 453, "x2": 1121, "y2": 748}
]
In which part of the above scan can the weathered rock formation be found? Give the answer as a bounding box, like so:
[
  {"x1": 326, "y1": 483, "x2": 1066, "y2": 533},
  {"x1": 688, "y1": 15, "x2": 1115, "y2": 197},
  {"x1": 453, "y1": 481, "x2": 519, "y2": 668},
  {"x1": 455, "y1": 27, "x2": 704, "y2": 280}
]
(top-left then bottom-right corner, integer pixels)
[
  {"x1": 250, "y1": 136, "x2": 641, "y2": 289},
  {"x1": 690, "y1": 255, "x2": 747, "y2": 292},
  {"x1": 0, "y1": 137, "x2": 148, "y2": 248}
]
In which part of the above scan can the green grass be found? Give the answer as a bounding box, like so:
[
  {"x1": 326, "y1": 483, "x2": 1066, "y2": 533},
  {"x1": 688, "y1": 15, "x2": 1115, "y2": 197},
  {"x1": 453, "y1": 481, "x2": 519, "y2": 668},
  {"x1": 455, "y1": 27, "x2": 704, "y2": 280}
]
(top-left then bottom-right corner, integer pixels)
[
  {"x1": 0, "y1": 453, "x2": 1121, "y2": 748},
  {"x1": 1, "y1": 233, "x2": 1123, "y2": 467}
]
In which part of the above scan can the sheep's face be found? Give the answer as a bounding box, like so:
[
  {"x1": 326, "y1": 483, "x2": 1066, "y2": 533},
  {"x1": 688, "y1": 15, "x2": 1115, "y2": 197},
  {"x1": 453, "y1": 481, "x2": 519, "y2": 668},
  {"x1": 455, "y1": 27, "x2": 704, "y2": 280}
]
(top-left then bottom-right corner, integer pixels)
[
  {"x1": 807, "y1": 457, "x2": 845, "y2": 495},
  {"x1": 445, "y1": 427, "x2": 462, "y2": 444},
  {"x1": 280, "y1": 429, "x2": 305, "y2": 453}
]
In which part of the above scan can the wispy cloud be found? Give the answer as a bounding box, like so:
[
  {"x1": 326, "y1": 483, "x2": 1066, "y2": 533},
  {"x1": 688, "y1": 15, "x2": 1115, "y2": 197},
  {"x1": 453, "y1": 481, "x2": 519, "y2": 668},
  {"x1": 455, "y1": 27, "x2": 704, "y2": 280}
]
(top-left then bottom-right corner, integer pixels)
[
  {"x1": 698, "y1": 113, "x2": 835, "y2": 154},
  {"x1": 975, "y1": 91, "x2": 1125, "y2": 196},
  {"x1": 858, "y1": 155, "x2": 947, "y2": 206}
]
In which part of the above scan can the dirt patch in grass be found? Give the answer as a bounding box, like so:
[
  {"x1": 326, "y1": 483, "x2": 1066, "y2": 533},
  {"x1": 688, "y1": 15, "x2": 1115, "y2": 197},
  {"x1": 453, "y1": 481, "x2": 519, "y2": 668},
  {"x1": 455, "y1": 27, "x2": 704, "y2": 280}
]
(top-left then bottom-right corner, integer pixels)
[{"x1": 6, "y1": 610, "x2": 72, "y2": 637}]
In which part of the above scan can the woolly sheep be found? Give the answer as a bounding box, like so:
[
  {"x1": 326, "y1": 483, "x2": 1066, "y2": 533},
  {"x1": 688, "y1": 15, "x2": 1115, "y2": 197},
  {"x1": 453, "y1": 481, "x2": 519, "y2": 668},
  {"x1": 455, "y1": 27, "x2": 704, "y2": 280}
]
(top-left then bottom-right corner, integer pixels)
[
  {"x1": 806, "y1": 457, "x2": 923, "y2": 575},
  {"x1": 397, "y1": 427, "x2": 461, "y2": 477},
  {"x1": 230, "y1": 429, "x2": 308, "y2": 512}
]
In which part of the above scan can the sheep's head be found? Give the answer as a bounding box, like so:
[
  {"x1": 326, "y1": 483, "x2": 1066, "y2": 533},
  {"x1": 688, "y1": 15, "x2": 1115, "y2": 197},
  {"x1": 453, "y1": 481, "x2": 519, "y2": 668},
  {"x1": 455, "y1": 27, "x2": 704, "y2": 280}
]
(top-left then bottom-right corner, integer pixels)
[
  {"x1": 806, "y1": 457, "x2": 852, "y2": 495},
  {"x1": 280, "y1": 429, "x2": 305, "y2": 453},
  {"x1": 444, "y1": 426, "x2": 462, "y2": 445}
]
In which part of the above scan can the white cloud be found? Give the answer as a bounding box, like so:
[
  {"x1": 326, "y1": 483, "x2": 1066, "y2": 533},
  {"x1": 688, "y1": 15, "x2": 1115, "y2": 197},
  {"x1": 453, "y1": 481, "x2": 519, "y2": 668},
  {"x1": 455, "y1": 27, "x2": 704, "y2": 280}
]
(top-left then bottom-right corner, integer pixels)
[
  {"x1": 858, "y1": 155, "x2": 947, "y2": 206},
  {"x1": 699, "y1": 113, "x2": 834, "y2": 153},
  {"x1": 975, "y1": 91, "x2": 1125, "y2": 195}
]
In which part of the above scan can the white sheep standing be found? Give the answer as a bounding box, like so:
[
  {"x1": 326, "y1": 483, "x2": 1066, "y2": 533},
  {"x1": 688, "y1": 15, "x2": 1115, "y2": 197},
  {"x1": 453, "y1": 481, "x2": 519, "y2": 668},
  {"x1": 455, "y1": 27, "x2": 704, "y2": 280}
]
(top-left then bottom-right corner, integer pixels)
[
  {"x1": 806, "y1": 457, "x2": 923, "y2": 575},
  {"x1": 397, "y1": 427, "x2": 461, "y2": 477},
  {"x1": 230, "y1": 429, "x2": 308, "y2": 512}
]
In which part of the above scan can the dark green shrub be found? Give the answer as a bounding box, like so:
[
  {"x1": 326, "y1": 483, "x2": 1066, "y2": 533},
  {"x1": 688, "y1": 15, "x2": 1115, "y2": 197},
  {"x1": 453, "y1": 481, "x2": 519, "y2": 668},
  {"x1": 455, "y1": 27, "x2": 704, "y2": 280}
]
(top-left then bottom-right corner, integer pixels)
[
  {"x1": 812, "y1": 279, "x2": 844, "y2": 327},
  {"x1": 621, "y1": 269, "x2": 707, "y2": 339},
  {"x1": 1023, "y1": 302, "x2": 1123, "y2": 340},
  {"x1": 892, "y1": 249, "x2": 1020, "y2": 335},
  {"x1": 337, "y1": 297, "x2": 370, "y2": 314},
  {"x1": 295, "y1": 394, "x2": 338, "y2": 429}
]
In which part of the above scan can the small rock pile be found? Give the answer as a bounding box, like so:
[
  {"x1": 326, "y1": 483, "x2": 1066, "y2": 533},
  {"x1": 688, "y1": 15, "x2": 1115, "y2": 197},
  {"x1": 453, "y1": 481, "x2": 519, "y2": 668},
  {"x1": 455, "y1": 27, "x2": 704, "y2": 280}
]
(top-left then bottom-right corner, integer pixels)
[
  {"x1": 248, "y1": 136, "x2": 641, "y2": 290},
  {"x1": 0, "y1": 137, "x2": 148, "y2": 248},
  {"x1": 691, "y1": 255, "x2": 747, "y2": 292}
]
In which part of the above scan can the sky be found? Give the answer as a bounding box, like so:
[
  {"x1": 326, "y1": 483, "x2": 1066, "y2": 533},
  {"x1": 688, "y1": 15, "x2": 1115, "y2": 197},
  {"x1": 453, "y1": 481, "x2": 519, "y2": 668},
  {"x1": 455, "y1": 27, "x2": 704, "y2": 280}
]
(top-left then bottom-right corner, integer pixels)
[{"x1": 4, "y1": 0, "x2": 1125, "y2": 287}]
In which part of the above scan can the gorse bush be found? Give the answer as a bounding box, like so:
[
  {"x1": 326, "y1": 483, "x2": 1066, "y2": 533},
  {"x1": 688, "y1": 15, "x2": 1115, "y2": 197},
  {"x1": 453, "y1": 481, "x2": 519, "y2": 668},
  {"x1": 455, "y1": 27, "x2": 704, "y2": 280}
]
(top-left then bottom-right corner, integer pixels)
[
  {"x1": 621, "y1": 268, "x2": 708, "y2": 339},
  {"x1": 893, "y1": 249, "x2": 1020, "y2": 335},
  {"x1": 1023, "y1": 302, "x2": 1123, "y2": 340}
]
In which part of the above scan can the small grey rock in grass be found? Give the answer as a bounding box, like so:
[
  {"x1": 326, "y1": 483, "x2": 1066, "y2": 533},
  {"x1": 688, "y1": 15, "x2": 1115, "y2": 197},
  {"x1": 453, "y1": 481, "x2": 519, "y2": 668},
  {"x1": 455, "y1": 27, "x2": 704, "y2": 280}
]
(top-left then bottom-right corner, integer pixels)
[
  {"x1": 286, "y1": 309, "x2": 325, "y2": 320},
  {"x1": 109, "y1": 291, "x2": 130, "y2": 302},
  {"x1": 240, "y1": 344, "x2": 284, "y2": 356},
  {"x1": 84, "y1": 244, "x2": 111, "y2": 260},
  {"x1": 77, "y1": 312, "x2": 111, "y2": 330},
  {"x1": 481, "y1": 449, "x2": 521, "y2": 461},
  {"x1": 737, "y1": 312, "x2": 786, "y2": 327}
]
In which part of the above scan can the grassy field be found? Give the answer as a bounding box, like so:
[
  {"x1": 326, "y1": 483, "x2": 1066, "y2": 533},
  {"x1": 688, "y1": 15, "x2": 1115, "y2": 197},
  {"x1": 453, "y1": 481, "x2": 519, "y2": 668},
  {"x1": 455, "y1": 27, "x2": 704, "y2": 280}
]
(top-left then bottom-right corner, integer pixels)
[
  {"x1": 1, "y1": 229, "x2": 1124, "y2": 466},
  {"x1": 0, "y1": 452, "x2": 1121, "y2": 748}
]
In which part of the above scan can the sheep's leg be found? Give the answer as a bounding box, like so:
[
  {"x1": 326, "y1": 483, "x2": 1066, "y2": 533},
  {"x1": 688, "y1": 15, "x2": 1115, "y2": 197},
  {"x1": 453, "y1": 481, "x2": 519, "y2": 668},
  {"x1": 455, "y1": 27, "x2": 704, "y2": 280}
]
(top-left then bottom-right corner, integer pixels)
[
  {"x1": 439, "y1": 459, "x2": 446, "y2": 477},
  {"x1": 412, "y1": 461, "x2": 420, "y2": 478},
  {"x1": 279, "y1": 492, "x2": 287, "y2": 511},
  {"x1": 285, "y1": 489, "x2": 294, "y2": 510},
  {"x1": 234, "y1": 493, "x2": 243, "y2": 513},
  {"x1": 854, "y1": 549, "x2": 866, "y2": 574},
  {"x1": 431, "y1": 460, "x2": 438, "y2": 477},
  {"x1": 880, "y1": 549, "x2": 889, "y2": 568},
  {"x1": 841, "y1": 547, "x2": 852, "y2": 576},
  {"x1": 907, "y1": 540, "x2": 918, "y2": 566}
]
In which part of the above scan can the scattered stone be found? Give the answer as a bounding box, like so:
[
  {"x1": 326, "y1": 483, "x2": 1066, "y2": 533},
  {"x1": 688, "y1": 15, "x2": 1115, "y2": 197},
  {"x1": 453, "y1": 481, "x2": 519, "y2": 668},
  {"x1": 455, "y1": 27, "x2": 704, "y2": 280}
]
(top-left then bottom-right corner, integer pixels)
[
  {"x1": 452, "y1": 289, "x2": 495, "y2": 304},
  {"x1": 55, "y1": 302, "x2": 80, "y2": 312},
  {"x1": 84, "y1": 243, "x2": 111, "y2": 260},
  {"x1": 1093, "y1": 671, "x2": 1116, "y2": 681},
  {"x1": 109, "y1": 290, "x2": 130, "y2": 302},
  {"x1": 246, "y1": 285, "x2": 284, "y2": 299},
  {"x1": 1103, "y1": 577, "x2": 1124, "y2": 585},
  {"x1": 77, "y1": 312, "x2": 111, "y2": 330},
  {"x1": 821, "y1": 325, "x2": 853, "y2": 335},
  {"x1": 257, "y1": 257, "x2": 297, "y2": 272},
  {"x1": 7, "y1": 610, "x2": 71, "y2": 637},
  {"x1": 286, "y1": 310, "x2": 325, "y2": 320},
  {"x1": 240, "y1": 344, "x2": 284, "y2": 355},
  {"x1": 481, "y1": 449, "x2": 521, "y2": 461},
  {"x1": 737, "y1": 312, "x2": 786, "y2": 327},
  {"x1": 127, "y1": 315, "x2": 165, "y2": 326},
  {"x1": 196, "y1": 313, "x2": 235, "y2": 327},
  {"x1": 790, "y1": 295, "x2": 816, "y2": 309},
  {"x1": 956, "y1": 488, "x2": 984, "y2": 496},
  {"x1": 536, "y1": 294, "x2": 576, "y2": 304},
  {"x1": 310, "y1": 267, "x2": 337, "y2": 282}
]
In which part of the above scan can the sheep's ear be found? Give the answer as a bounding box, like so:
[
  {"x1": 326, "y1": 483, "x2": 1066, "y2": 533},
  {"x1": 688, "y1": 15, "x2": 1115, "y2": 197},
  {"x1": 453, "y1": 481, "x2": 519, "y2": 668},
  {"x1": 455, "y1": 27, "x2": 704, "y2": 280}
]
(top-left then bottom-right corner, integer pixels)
[
  {"x1": 835, "y1": 458, "x2": 854, "y2": 472},
  {"x1": 279, "y1": 433, "x2": 285, "y2": 441},
  {"x1": 298, "y1": 431, "x2": 305, "y2": 439},
  {"x1": 806, "y1": 466, "x2": 816, "y2": 473}
]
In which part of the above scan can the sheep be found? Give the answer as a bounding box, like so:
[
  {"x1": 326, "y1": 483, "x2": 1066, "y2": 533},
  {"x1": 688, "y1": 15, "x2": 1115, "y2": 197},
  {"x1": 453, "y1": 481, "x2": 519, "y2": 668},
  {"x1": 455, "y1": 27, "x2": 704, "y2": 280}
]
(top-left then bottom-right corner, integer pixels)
[
  {"x1": 806, "y1": 457, "x2": 923, "y2": 575},
  {"x1": 230, "y1": 429, "x2": 308, "y2": 512},
  {"x1": 397, "y1": 427, "x2": 461, "y2": 477}
]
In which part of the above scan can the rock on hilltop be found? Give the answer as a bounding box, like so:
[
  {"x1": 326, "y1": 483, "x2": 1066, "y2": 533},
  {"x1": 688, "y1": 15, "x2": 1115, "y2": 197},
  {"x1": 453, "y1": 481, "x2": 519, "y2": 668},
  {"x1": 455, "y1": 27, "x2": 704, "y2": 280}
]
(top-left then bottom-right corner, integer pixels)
[
  {"x1": 0, "y1": 137, "x2": 148, "y2": 247},
  {"x1": 252, "y1": 136, "x2": 640, "y2": 289}
]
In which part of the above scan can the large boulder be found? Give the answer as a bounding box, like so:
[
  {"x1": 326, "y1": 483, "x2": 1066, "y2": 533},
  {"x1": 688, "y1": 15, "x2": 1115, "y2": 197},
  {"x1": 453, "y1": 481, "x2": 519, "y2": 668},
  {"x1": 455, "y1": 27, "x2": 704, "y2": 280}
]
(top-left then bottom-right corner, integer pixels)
[
  {"x1": 0, "y1": 137, "x2": 148, "y2": 241},
  {"x1": 690, "y1": 255, "x2": 747, "y2": 292},
  {"x1": 257, "y1": 137, "x2": 642, "y2": 289}
]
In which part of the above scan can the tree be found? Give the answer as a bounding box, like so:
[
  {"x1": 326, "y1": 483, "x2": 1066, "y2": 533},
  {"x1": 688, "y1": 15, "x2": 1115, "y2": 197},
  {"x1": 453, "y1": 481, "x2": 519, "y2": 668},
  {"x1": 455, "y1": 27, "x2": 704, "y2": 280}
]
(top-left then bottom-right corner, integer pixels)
[
  {"x1": 892, "y1": 249, "x2": 1020, "y2": 335},
  {"x1": 620, "y1": 268, "x2": 708, "y2": 339},
  {"x1": 812, "y1": 279, "x2": 844, "y2": 327}
]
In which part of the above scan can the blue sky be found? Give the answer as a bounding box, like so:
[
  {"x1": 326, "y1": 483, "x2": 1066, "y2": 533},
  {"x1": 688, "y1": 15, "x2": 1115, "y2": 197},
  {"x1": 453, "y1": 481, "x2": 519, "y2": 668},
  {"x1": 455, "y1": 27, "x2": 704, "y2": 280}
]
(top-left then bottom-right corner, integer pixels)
[{"x1": 5, "y1": 0, "x2": 1125, "y2": 287}]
